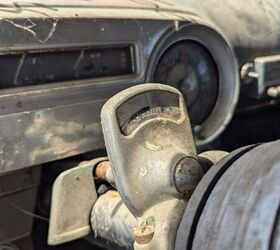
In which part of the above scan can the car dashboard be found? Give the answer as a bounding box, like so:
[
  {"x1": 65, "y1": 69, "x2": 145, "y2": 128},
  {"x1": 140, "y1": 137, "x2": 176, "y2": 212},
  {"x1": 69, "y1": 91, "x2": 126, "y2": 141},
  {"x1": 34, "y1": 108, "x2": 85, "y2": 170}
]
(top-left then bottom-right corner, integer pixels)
[
  {"x1": 1, "y1": 10, "x2": 279, "y2": 173},
  {"x1": 1, "y1": 1, "x2": 280, "y2": 248}
]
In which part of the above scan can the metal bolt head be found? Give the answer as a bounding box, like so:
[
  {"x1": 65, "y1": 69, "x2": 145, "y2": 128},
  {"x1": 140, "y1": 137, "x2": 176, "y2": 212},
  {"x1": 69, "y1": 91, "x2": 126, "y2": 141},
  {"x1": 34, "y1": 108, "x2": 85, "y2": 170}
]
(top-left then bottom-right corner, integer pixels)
[
  {"x1": 134, "y1": 222, "x2": 155, "y2": 245},
  {"x1": 173, "y1": 157, "x2": 204, "y2": 197},
  {"x1": 94, "y1": 161, "x2": 110, "y2": 180}
]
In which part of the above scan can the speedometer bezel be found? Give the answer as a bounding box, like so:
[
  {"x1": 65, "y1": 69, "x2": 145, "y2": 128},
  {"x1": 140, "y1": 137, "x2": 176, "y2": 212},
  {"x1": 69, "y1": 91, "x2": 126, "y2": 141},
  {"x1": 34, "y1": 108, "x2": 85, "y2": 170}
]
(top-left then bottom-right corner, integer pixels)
[{"x1": 147, "y1": 23, "x2": 239, "y2": 146}]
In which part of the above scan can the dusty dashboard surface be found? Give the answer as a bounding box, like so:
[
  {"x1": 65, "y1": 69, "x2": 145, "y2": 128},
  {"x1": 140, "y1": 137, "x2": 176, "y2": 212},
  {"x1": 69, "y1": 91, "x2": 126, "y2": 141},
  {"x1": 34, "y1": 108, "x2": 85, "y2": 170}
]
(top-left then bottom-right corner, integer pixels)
[
  {"x1": 1, "y1": 1, "x2": 280, "y2": 249},
  {"x1": 0, "y1": 0, "x2": 279, "y2": 174}
]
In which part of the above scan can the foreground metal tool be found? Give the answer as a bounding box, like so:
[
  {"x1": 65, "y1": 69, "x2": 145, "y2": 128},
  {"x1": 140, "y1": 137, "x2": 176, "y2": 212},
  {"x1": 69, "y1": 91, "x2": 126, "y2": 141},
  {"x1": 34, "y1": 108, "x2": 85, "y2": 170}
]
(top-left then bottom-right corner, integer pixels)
[
  {"x1": 97, "y1": 83, "x2": 203, "y2": 249},
  {"x1": 48, "y1": 83, "x2": 280, "y2": 250}
]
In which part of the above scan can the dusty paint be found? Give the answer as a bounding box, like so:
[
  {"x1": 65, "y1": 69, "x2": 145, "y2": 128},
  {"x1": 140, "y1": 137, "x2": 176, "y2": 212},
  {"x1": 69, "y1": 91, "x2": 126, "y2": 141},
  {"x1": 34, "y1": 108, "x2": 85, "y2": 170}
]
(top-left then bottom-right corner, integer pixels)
[
  {"x1": 0, "y1": 0, "x2": 278, "y2": 46},
  {"x1": 91, "y1": 190, "x2": 137, "y2": 249}
]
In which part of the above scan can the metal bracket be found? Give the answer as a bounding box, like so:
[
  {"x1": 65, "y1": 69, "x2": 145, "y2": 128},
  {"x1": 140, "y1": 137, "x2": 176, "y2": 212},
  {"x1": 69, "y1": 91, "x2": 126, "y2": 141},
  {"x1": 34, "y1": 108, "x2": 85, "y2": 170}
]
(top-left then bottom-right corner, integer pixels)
[
  {"x1": 48, "y1": 157, "x2": 107, "y2": 245},
  {"x1": 241, "y1": 55, "x2": 280, "y2": 98}
]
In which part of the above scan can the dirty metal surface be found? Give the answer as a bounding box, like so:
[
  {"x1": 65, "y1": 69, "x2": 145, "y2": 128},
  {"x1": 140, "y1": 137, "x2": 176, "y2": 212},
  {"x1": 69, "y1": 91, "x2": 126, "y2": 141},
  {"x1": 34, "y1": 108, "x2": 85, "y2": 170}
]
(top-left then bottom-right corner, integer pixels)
[
  {"x1": 0, "y1": 1, "x2": 280, "y2": 61},
  {"x1": 198, "y1": 150, "x2": 228, "y2": 172},
  {"x1": 0, "y1": 19, "x2": 171, "y2": 174},
  {"x1": 101, "y1": 83, "x2": 201, "y2": 250},
  {"x1": 175, "y1": 144, "x2": 258, "y2": 250},
  {"x1": 48, "y1": 158, "x2": 106, "y2": 245},
  {"x1": 101, "y1": 84, "x2": 197, "y2": 215},
  {"x1": 0, "y1": 166, "x2": 41, "y2": 244},
  {"x1": 176, "y1": 141, "x2": 280, "y2": 250},
  {"x1": 91, "y1": 190, "x2": 137, "y2": 250},
  {"x1": 0, "y1": 1, "x2": 280, "y2": 174}
]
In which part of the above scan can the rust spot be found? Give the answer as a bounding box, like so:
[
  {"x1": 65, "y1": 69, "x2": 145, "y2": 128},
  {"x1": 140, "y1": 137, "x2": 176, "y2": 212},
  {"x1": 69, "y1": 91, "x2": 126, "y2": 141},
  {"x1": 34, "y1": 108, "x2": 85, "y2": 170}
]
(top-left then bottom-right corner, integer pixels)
[
  {"x1": 15, "y1": 101, "x2": 22, "y2": 108},
  {"x1": 94, "y1": 161, "x2": 110, "y2": 180},
  {"x1": 134, "y1": 222, "x2": 155, "y2": 245}
]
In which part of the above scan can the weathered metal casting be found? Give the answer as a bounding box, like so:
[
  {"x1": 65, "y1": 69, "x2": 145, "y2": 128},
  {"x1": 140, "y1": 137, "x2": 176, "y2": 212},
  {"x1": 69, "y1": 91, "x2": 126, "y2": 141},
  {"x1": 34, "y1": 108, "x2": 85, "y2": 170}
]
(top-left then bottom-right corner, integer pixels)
[
  {"x1": 91, "y1": 190, "x2": 137, "y2": 249},
  {"x1": 49, "y1": 84, "x2": 280, "y2": 250},
  {"x1": 175, "y1": 141, "x2": 280, "y2": 250},
  {"x1": 49, "y1": 134, "x2": 280, "y2": 250},
  {"x1": 94, "y1": 161, "x2": 116, "y2": 187},
  {"x1": 48, "y1": 84, "x2": 229, "y2": 249},
  {"x1": 98, "y1": 83, "x2": 202, "y2": 249},
  {"x1": 48, "y1": 158, "x2": 107, "y2": 245},
  {"x1": 91, "y1": 84, "x2": 280, "y2": 250}
]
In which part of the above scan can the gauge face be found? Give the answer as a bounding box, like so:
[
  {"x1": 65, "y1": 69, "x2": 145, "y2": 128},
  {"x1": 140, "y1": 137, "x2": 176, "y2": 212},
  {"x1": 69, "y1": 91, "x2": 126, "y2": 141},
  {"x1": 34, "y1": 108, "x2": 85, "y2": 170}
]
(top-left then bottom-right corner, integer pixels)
[{"x1": 153, "y1": 41, "x2": 219, "y2": 126}]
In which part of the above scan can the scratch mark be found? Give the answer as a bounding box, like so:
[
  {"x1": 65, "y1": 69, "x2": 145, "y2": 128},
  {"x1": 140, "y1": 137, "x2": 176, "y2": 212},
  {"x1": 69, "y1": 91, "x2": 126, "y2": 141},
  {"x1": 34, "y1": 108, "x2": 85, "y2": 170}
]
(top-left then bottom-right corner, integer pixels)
[
  {"x1": 14, "y1": 53, "x2": 25, "y2": 85},
  {"x1": 3, "y1": 18, "x2": 36, "y2": 36},
  {"x1": 145, "y1": 140, "x2": 163, "y2": 151},
  {"x1": 31, "y1": 3, "x2": 58, "y2": 12},
  {"x1": 0, "y1": 243, "x2": 19, "y2": 250},
  {"x1": 41, "y1": 19, "x2": 58, "y2": 42},
  {"x1": 2, "y1": 18, "x2": 58, "y2": 43},
  {"x1": 138, "y1": 166, "x2": 148, "y2": 180},
  {"x1": 130, "y1": 0, "x2": 160, "y2": 9},
  {"x1": 9, "y1": 200, "x2": 49, "y2": 221},
  {"x1": 155, "y1": 0, "x2": 173, "y2": 6},
  {"x1": 74, "y1": 49, "x2": 84, "y2": 70}
]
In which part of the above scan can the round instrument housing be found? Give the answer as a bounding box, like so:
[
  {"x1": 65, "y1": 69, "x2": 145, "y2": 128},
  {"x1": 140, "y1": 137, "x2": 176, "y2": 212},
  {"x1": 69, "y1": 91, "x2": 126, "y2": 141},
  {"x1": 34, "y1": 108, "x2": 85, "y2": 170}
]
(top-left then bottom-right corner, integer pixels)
[{"x1": 147, "y1": 24, "x2": 239, "y2": 146}]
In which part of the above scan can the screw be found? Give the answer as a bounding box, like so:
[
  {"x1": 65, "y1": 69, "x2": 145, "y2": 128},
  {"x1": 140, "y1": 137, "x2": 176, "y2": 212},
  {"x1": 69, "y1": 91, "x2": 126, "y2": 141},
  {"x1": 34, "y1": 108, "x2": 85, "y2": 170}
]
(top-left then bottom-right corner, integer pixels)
[
  {"x1": 134, "y1": 221, "x2": 155, "y2": 245},
  {"x1": 94, "y1": 161, "x2": 110, "y2": 180}
]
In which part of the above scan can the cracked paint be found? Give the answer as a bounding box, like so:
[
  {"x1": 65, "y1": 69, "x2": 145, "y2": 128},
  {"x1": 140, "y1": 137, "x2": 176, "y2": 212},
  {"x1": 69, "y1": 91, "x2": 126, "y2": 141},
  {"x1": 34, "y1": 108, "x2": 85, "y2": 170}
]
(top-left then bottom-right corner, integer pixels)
[
  {"x1": 3, "y1": 18, "x2": 36, "y2": 36},
  {"x1": 2, "y1": 18, "x2": 58, "y2": 43}
]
